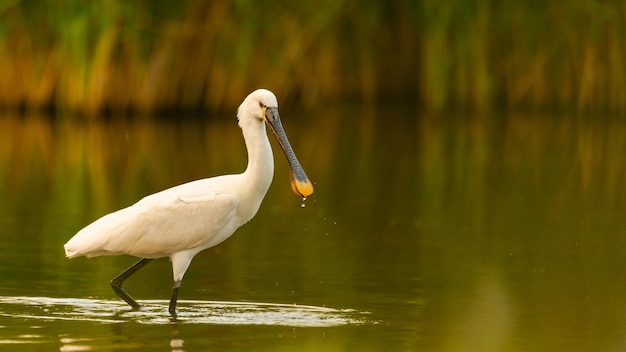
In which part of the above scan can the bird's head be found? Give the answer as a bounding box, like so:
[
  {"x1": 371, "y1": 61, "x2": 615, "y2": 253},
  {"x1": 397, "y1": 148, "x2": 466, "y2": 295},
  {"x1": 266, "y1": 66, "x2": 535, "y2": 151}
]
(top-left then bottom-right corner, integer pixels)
[
  {"x1": 237, "y1": 89, "x2": 278, "y2": 123},
  {"x1": 237, "y1": 89, "x2": 314, "y2": 199}
]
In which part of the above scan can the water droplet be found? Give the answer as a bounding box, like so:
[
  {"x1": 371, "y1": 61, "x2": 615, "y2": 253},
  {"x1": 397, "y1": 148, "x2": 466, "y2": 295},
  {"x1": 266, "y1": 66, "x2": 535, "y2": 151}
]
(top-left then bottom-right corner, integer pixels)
[{"x1": 301, "y1": 197, "x2": 307, "y2": 208}]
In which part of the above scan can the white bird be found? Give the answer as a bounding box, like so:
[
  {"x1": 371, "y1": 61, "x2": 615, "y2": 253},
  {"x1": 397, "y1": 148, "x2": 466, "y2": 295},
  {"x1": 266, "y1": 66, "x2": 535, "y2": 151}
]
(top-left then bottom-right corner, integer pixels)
[{"x1": 64, "y1": 89, "x2": 313, "y2": 315}]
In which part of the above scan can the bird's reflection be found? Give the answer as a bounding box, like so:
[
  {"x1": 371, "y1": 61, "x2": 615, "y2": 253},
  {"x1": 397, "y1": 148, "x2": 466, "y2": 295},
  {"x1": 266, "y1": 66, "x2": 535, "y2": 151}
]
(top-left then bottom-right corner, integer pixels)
[{"x1": 169, "y1": 322, "x2": 185, "y2": 352}]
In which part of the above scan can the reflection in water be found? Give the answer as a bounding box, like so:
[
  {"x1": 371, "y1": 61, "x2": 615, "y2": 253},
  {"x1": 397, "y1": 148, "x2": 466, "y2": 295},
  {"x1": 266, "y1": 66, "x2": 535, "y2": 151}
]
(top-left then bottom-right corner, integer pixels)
[
  {"x1": 1, "y1": 111, "x2": 626, "y2": 351},
  {"x1": 170, "y1": 324, "x2": 184, "y2": 352},
  {"x1": 0, "y1": 295, "x2": 370, "y2": 351},
  {"x1": 437, "y1": 270, "x2": 513, "y2": 352},
  {"x1": 60, "y1": 337, "x2": 97, "y2": 352},
  {"x1": 0, "y1": 296, "x2": 368, "y2": 327}
]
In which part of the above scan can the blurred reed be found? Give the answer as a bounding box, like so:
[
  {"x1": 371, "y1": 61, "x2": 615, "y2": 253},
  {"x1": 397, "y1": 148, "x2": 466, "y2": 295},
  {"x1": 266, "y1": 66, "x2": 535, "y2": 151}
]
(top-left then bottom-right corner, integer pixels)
[{"x1": 0, "y1": 0, "x2": 625, "y2": 115}]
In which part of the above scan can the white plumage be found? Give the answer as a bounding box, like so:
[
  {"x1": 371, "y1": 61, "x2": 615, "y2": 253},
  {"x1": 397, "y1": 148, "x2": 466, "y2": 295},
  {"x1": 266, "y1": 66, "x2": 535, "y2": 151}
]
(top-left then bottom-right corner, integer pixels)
[{"x1": 64, "y1": 89, "x2": 313, "y2": 315}]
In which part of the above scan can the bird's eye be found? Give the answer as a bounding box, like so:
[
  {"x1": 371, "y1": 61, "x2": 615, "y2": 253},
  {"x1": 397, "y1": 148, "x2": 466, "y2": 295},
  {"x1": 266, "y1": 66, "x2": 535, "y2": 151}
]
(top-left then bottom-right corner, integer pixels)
[{"x1": 258, "y1": 102, "x2": 264, "y2": 108}]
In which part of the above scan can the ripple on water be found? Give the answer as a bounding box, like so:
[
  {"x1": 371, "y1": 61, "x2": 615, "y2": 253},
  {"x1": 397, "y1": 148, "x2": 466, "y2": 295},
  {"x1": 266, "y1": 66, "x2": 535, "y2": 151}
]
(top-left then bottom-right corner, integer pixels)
[{"x1": 0, "y1": 296, "x2": 373, "y2": 327}]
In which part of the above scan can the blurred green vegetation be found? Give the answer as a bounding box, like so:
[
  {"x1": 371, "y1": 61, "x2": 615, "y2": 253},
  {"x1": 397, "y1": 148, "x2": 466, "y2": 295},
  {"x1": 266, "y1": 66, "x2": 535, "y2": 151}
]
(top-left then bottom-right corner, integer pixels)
[{"x1": 0, "y1": 0, "x2": 625, "y2": 115}]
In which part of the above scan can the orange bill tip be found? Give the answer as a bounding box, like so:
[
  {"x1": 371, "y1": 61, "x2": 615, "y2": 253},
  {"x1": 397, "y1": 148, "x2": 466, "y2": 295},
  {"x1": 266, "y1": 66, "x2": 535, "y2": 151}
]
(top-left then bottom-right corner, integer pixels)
[{"x1": 291, "y1": 177, "x2": 314, "y2": 198}]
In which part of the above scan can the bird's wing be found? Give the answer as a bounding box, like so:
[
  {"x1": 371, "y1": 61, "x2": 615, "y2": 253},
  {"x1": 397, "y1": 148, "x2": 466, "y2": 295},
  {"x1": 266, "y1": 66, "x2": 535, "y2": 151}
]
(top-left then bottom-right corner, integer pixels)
[
  {"x1": 66, "y1": 183, "x2": 241, "y2": 258},
  {"x1": 116, "y1": 189, "x2": 240, "y2": 257}
]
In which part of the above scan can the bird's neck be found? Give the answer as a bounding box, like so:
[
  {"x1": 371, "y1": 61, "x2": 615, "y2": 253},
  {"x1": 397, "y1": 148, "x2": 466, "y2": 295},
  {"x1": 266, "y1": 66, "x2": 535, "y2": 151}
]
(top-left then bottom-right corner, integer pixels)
[{"x1": 240, "y1": 118, "x2": 274, "y2": 205}]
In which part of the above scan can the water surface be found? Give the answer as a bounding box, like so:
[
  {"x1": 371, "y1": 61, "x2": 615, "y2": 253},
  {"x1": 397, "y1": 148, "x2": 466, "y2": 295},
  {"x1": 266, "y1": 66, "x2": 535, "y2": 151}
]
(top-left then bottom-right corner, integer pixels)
[{"x1": 0, "y1": 109, "x2": 625, "y2": 351}]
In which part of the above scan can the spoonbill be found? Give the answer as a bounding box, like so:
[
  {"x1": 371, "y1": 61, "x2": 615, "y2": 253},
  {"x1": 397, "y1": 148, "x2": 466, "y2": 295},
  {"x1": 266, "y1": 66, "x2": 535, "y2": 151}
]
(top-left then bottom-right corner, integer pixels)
[{"x1": 64, "y1": 89, "x2": 313, "y2": 315}]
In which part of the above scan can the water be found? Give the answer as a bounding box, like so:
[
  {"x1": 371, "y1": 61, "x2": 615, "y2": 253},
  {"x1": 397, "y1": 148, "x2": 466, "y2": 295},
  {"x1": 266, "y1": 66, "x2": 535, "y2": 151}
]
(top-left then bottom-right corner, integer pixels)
[{"x1": 0, "y1": 109, "x2": 625, "y2": 351}]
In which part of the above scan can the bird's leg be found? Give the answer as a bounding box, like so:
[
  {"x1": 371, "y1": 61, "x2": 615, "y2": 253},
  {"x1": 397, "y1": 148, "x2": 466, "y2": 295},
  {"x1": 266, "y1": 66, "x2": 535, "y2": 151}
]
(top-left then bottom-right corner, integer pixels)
[
  {"x1": 169, "y1": 280, "x2": 182, "y2": 316},
  {"x1": 110, "y1": 258, "x2": 153, "y2": 310}
]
